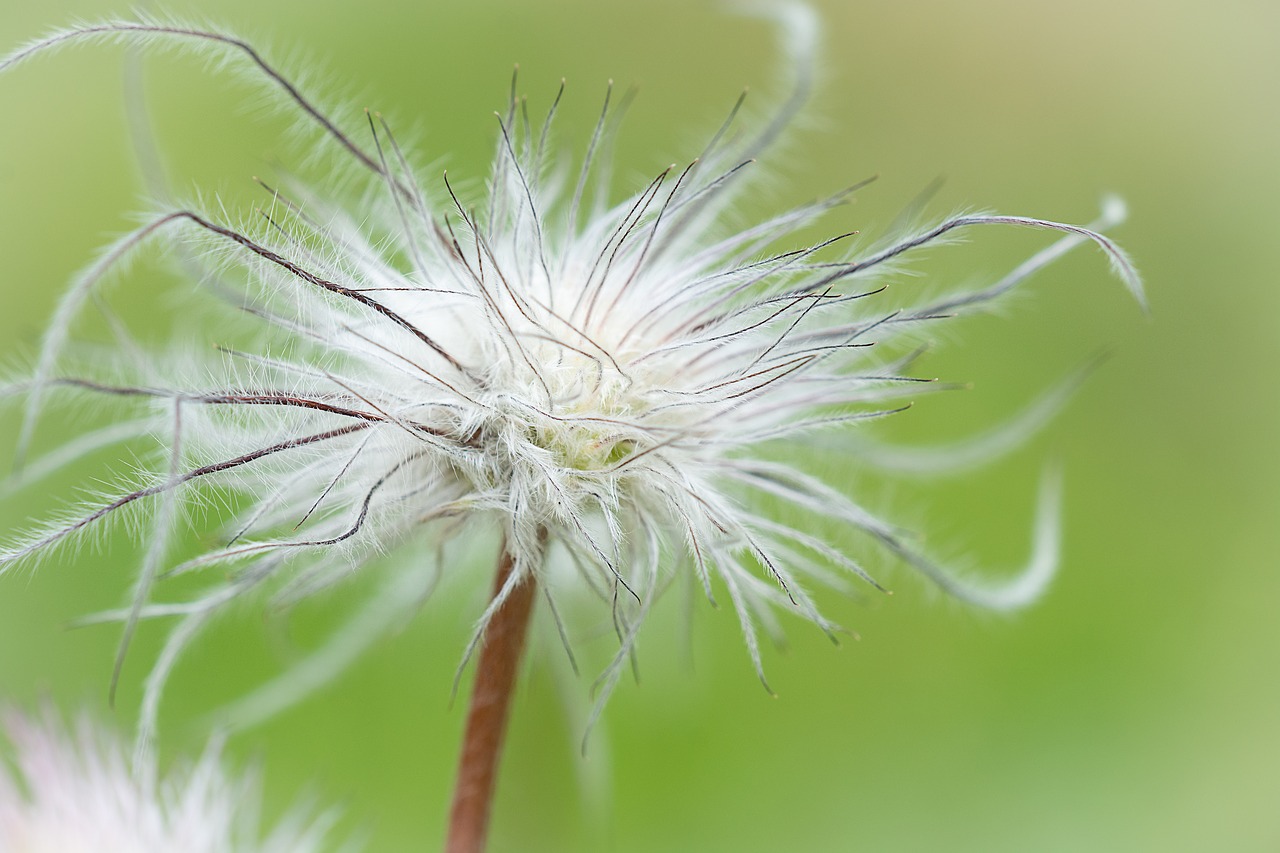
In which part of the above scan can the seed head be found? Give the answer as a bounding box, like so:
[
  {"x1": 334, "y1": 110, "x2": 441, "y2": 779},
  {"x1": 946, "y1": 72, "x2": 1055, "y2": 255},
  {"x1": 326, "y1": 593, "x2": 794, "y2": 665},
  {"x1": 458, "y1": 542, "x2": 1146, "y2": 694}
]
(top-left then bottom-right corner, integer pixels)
[
  {"x1": 0, "y1": 707, "x2": 335, "y2": 852},
  {"x1": 0, "y1": 5, "x2": 1142, "y2": 747}
]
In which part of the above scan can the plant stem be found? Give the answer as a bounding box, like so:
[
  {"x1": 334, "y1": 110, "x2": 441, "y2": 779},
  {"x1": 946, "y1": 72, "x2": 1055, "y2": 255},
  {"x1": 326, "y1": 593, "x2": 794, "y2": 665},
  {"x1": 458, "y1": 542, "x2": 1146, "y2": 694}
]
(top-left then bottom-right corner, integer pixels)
[{"x1": 445, "y1": 543, "x2": 537, "y2": 853}]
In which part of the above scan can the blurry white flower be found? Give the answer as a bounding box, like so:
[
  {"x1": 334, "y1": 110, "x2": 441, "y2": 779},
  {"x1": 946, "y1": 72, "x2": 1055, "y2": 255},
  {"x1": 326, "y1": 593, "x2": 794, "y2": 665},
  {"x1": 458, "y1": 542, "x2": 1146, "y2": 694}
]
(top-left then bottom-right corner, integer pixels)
[
  {"x1": 0, "y1": 5, "x2": 1141, "y2": 745},
  {"x1": 0, "y1": 707, "x2": 333, "y2": 853}
]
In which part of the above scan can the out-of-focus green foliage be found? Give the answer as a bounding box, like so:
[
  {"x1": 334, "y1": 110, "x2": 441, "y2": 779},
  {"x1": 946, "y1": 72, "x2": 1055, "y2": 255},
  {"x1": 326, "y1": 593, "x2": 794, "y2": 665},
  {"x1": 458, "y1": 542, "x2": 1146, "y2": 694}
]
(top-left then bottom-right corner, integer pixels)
[{"x1": 0, "y1": 1, "x2": 1275, "y2": 850}]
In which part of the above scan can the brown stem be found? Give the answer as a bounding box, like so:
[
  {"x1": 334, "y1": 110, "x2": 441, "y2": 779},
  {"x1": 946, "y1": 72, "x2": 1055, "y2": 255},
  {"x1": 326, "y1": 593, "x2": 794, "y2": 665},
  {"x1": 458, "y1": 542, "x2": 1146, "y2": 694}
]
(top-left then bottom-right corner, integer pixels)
[{"x1": 445, "y1": 542, "x2": 538, "y2": 853}]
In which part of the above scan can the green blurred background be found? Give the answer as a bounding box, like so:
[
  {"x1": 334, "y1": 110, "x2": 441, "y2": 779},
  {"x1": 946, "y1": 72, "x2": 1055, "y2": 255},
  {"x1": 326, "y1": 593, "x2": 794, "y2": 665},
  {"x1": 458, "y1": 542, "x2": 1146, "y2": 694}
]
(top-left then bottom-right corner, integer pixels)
[{"x1": 1, "y1": 1, "x2": 1276, "y2": 851}]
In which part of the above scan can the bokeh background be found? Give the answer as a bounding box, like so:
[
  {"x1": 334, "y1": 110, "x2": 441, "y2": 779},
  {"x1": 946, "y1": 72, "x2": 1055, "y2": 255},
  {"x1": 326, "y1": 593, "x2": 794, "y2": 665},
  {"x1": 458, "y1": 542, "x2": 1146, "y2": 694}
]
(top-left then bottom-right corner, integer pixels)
[{"x1": 1, "y1": 1, "x2": 1276, "y2": 851}]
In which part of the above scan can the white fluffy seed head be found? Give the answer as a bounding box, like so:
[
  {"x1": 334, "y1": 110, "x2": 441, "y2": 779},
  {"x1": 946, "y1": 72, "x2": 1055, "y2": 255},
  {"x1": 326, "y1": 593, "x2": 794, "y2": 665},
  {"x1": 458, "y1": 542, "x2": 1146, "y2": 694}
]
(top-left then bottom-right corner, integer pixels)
[
  {"x1": 0, "y1": 708, "x2": 333, "y2": 853},
  {"x1": 0, "y1": 6, "x2": 1142, "y2": 743}
]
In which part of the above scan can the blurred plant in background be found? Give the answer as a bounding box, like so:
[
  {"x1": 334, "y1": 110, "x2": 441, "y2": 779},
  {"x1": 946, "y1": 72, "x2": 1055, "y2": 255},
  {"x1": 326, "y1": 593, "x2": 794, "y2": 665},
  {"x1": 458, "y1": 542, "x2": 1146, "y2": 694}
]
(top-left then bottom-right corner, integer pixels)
[{"x1": 0, "y1": 706, "x2": 336, "y2": 852}]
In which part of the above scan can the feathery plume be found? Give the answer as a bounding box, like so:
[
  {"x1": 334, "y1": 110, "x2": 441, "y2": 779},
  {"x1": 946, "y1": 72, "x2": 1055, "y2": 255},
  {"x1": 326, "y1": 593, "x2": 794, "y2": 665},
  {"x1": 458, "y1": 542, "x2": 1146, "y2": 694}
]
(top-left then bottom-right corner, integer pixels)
[{"x1": 0, "y1": 6, "x2": 1142, "y2": 755}]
